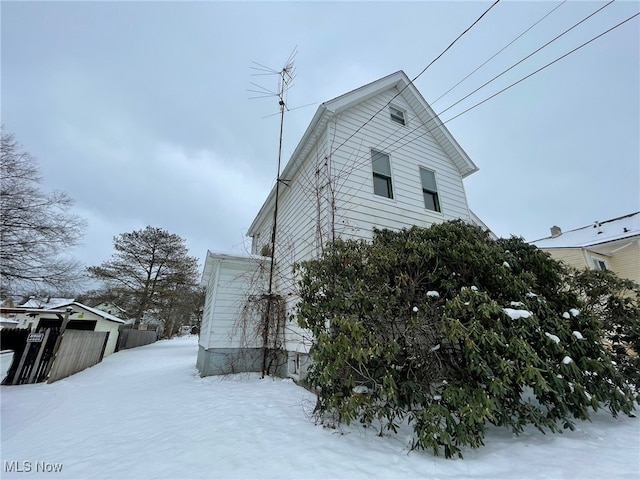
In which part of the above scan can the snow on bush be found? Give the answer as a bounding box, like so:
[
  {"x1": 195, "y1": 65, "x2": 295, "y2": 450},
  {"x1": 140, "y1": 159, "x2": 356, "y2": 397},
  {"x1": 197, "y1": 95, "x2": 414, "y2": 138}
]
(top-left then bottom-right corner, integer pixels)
[
  {"x1": 545, "y1": 333, "x2": 560, "y2": 344},
  {"x1": 503, "y1": 308, "x2": 532, "y2": 320},
  {"x1": 295, "y1": 220, "x2": 638, "y2": 459}
]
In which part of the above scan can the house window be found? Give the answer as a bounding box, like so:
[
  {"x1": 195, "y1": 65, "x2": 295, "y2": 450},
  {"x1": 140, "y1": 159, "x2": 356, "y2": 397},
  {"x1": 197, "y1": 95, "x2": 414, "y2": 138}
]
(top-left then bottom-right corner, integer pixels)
[
  {"x1": 592, "y1": 257, "x2": 608, "y2": 270},
  {"x1": 390, "y1": 106, "x2": 406, "y2": 126},
  {"x1": 372, "y1": 150, "x2": 393, "y2": 199},
  {"x1": 420, "y1": 168, "x2": 440, "y2": 212}
]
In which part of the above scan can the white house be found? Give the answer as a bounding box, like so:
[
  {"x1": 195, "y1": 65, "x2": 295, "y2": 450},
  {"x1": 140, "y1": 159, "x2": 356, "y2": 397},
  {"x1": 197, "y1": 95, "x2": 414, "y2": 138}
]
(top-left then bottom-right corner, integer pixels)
[{"x1": 199, "y1": 70, "x2": 490, "y2": 379}]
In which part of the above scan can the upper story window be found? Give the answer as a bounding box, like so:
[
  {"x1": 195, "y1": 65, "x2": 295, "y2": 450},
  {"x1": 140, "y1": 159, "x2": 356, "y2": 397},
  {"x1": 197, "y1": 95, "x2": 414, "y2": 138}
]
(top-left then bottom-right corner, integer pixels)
[
  {"x1": 389, "y1": 106, "x2": 406, "y2": 126},
  {"x1": 420, "y1": 167, "x2": 441, "y2": 212},
  {"x1": 372, "y1": 150, "x2": 393, "y2": 199},
  {"x1": 591, "y1": 257, "x2": 608, "y2": 270}
]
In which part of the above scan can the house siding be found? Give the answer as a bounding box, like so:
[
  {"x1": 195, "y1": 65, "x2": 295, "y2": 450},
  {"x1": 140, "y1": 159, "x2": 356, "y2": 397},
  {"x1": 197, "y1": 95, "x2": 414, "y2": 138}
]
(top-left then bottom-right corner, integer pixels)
[
  {"x1": 200, "y1": 258, "x2": 267, "y2": 351},
  {"x1": 197, "y1": 255, "x2": 269, "y2": 376},
  {"x1": 540, "y1": 247, "x2": 589, "y2": 270},
  {"x1": 327, "y1": 91, "x2": 471, "y2": 242},
  {"x1": 541, "y1": 240, "x2": 640, "y2": 284},
  {"x1": 604, "y1": 240, "x2": 640, "y2": 284}
]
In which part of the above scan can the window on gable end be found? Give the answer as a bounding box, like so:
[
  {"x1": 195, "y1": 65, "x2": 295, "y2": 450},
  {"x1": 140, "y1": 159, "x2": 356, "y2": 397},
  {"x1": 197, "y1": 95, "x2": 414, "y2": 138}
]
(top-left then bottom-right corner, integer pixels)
[
  {"x1": 591, "y1": 257, "x2": 608, "y2": 271},
  {"x1": 420, "y1": 167, "x2": 441, "y2": 212},
  {"x1": 390, "y1": 106, "x2": 406, "y2": 126},
  {"x1": 372, "y1": 150, "x2": 393, "y2": 199}
]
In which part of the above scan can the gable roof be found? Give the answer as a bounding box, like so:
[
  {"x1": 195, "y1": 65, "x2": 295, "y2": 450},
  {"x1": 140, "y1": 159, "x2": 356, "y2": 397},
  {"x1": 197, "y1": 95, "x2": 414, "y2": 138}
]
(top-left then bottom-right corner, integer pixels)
[
  {"x1": 530, "y1": 212, "x2": 640, "y2": 249},
  {"x1": 248, "y1": 70, "x2": 478, "y2": 236},
  {"x1": 49, "y1": 301, "x2": 126, "y2": 324}
]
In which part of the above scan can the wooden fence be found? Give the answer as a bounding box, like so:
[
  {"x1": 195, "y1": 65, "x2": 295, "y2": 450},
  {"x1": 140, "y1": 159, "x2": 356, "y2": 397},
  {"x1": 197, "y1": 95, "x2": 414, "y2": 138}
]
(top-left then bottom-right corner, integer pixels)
[
  {"x1": 116, "y1": 329, "x2": 157, "y2": 352},
  {"x1": 47, "y1": 330, "x2": 108, "y2": 383}
]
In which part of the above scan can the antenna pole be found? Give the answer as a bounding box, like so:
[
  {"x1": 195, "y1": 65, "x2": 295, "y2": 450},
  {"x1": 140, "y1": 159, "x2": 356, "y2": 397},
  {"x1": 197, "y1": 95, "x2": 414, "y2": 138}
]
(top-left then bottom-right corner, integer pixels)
[{"x1": 262, "y1": 62, "x2": 293, "y2": 377}]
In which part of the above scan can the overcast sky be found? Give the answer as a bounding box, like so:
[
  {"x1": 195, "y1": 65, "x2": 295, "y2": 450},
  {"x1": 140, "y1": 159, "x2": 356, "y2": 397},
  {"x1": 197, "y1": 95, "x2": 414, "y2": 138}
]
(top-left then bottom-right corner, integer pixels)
[{"x1": 2, "y1": 1, "x2": 639, "y2": 273}]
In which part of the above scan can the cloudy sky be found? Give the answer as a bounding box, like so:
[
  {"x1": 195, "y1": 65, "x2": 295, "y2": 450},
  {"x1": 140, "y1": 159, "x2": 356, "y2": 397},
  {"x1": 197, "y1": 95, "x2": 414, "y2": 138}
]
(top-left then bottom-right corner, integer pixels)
[{"x1": 2, "y1": 1, "x2": 638, "y2": 273}]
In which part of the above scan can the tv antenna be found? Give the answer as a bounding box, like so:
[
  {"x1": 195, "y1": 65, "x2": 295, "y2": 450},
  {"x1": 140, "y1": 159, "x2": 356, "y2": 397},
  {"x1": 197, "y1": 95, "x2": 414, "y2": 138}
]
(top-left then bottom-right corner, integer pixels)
[{"x1": 249, "y1": 47, "x2": 297, "y2": 378}]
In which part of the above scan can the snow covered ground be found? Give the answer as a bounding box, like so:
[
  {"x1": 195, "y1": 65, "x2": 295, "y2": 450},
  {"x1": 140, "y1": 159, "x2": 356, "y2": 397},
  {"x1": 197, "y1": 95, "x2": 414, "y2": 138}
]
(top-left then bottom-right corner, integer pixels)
[{"x1": 1, "y1": 335, "x2": 638, "y2": 479}]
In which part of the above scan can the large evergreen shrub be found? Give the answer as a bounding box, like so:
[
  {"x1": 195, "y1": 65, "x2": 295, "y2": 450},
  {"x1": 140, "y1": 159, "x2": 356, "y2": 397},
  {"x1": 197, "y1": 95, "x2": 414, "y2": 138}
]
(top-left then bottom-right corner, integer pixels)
[{"x1": 295, "y1": 221, "x2": 638, "y2": 458}]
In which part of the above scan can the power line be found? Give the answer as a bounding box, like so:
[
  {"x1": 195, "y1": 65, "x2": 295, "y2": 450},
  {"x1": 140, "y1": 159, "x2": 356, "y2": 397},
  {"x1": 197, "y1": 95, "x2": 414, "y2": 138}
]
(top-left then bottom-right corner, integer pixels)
[
  {"x1": 328, "y1": 0, "x2": 502, "y2": 159},
  {"x1": 431, "y1": 0, "x2": 568, "y2": 106},
  {"x1": 374, "y1": 0, "x2": 616, "y2": 166},
  {"x1": 437, "y1": 0, "x2": 615, "y2": 118},
  {"x1": 442, "y1": 11, "x2": 639, "y2": 126},
  {"x1": 330, "y1": 9, "x2": 639, "y2": 204}
]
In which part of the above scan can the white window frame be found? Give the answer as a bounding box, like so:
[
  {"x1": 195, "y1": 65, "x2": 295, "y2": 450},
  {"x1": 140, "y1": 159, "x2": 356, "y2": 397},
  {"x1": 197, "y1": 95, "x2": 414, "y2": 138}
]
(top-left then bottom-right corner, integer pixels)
[
  {"x1": 591, "y1": 257, "x2": 608, "y2": 271},
  {"x1": 372, "y1": 150, "x2": 394, "y2": 199},
  {"x1": 389, "y1": 105, "x2": 407, "y2": 126},
  {"x1": 419, "y1": 167, "x2": 441, "y2": 213}
]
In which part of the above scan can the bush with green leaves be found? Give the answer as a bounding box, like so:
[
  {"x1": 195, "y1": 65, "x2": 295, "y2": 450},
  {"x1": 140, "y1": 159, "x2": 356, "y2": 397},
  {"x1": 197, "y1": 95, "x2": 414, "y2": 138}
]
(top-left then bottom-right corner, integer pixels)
[
  {"x1": 567, "y1": 268, "x2": 640, "y2": 390},
  {"x1": 294, "y1": 221, "x2": 638, "y2": 458}
]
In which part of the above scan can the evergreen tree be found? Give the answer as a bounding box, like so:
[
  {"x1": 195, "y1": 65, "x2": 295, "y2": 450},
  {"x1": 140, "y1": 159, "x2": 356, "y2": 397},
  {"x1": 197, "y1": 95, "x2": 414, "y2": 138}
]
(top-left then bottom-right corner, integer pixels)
[{"x1": 88, "y1": 226, "x2": 200, "y2": 331}]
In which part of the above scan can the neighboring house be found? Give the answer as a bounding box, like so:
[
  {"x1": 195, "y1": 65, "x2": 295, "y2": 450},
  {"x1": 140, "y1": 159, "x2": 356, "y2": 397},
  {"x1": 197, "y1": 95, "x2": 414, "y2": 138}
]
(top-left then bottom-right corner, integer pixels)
[
  {"x1": 93, "y1": 301, "x2": 129, "y2": 318},
  {"x1": 530, "y1": 212, "x2": 640, "y2": 284},
  {"x1": 14, "y1": 301, "x2": 126, "y2": 356},
  {"x1": 199, "y1": 70, "x2": 491, "y2": 379}
]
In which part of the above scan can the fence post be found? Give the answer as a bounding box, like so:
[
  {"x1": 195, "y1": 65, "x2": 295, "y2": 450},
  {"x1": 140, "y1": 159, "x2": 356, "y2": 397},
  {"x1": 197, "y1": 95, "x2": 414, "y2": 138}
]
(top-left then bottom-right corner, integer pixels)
[
  {"x1": 43, "y1": 307, "x2": 72, "y2": 381},
  {"x1": 11, "y1": 342, "x2": 33, "y2": 385}
]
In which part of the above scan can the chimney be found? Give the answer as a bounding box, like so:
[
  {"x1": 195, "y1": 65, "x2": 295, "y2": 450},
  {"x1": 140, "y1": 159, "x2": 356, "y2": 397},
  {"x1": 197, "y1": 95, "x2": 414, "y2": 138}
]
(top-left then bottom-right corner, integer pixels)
[{"x1": 550, "y1": 225, "x2": 562, "y2": 237}]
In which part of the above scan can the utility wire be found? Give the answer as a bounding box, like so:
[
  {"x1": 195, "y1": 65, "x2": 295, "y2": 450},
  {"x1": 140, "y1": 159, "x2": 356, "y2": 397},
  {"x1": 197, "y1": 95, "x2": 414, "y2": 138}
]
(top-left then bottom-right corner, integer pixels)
[
  {"x1": 331, "y1": 9, "x2": 639, "y2": 199},
  {"x1": 431, "y1": 0, "x2": 568, "y2": 105},
  {"x1": 438, "y1": 0, "x2": 615, "y2": 118},
  {"x1": 441, "y1": 11, "x2": 639, "y2": 127},
  {"x1": 328, "y1": 0, "x2": 502, "y2": 158}
]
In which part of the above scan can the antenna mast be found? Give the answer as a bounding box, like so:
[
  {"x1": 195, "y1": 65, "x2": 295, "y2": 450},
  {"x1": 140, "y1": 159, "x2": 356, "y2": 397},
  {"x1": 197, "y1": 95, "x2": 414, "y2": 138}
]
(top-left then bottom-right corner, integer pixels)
[{"x1": 250, "y1": 49, "x2": 296, "y2": 377}]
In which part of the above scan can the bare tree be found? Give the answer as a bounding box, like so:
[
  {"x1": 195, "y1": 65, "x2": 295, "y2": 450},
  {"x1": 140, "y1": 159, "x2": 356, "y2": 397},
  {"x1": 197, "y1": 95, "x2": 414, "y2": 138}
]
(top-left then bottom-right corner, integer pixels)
[
  {"x1": 0, "y1": 129, "x2": 86, "y2": 296},
  {"x1": 87, "y1": 226, "x2": 200, "y2": 328}
]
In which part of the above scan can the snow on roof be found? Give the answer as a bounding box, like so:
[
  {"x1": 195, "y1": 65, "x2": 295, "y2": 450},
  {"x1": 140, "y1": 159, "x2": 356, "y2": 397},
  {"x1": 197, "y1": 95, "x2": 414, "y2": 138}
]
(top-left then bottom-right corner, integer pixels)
[
  {"x1": 530, "y1": 212, "x2": 640, "y2": 248},
  {"x1": 17, "y1": 299, "x2": 123, "y2": 323},
  {"x1": 41, "y1": 301, "x2": 126, "y2": 324},
  {"x1": 19, "y1": 297, "x2": 75, "y2": 309}
]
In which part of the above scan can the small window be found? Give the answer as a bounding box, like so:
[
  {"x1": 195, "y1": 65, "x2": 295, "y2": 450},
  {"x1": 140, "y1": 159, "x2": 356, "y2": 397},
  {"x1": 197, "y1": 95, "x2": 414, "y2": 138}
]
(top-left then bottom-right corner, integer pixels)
[
  {"x1": 372, "y1": 150, "x2": 393, "y2": 199},
  {"x1": 390, "y1": 106, "x2": 406, "y2": 126},
  {"x1": 592, "y1": 258, "x2": 608, "y2": 270},
  {"x1": 420, "y1": 168, "x2": 440, "y2": 212}
]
